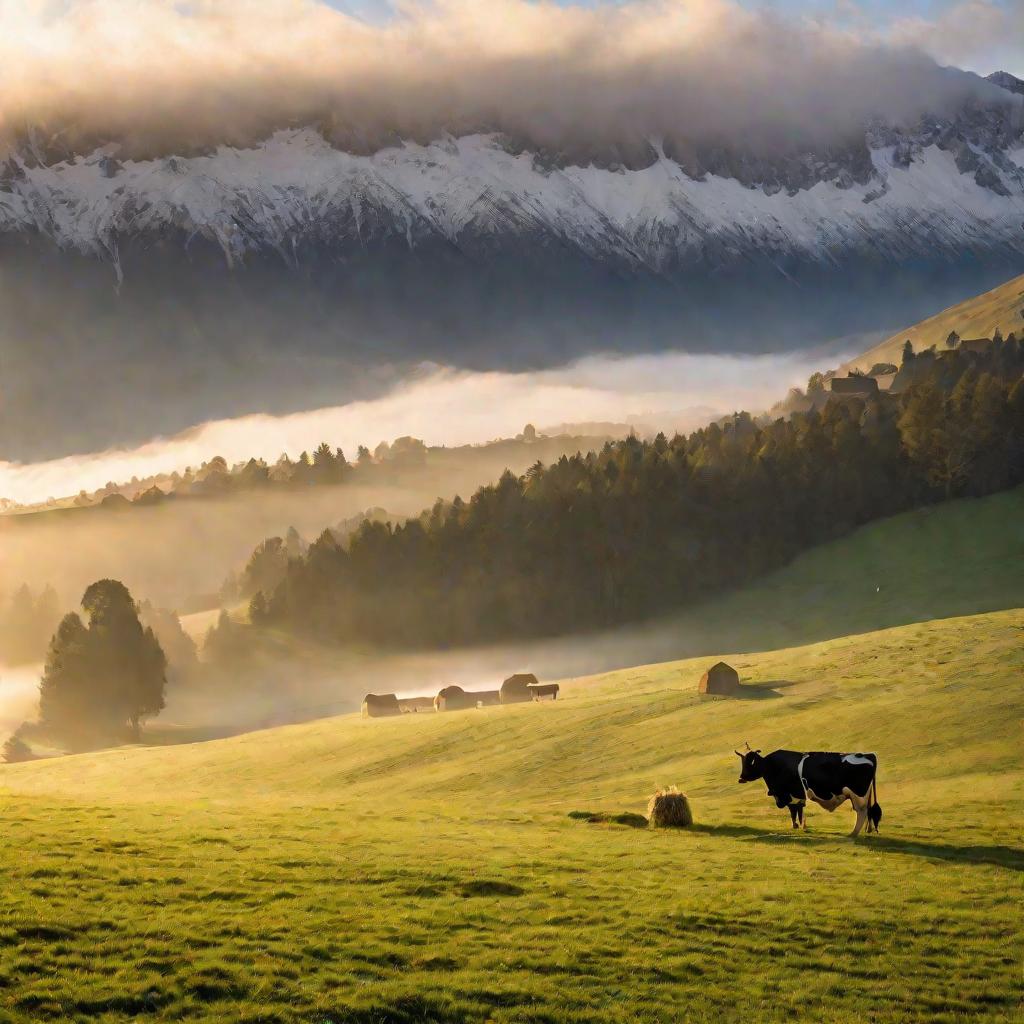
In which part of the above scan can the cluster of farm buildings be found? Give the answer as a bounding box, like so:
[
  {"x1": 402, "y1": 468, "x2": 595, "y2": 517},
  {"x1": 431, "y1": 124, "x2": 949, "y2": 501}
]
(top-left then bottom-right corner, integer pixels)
[
  {"x1": 362, "y1": 673, "x2": 560, "y2": 717},
  {"x1": 363, "y1": 661, "x2": 746, "y2": 718}
]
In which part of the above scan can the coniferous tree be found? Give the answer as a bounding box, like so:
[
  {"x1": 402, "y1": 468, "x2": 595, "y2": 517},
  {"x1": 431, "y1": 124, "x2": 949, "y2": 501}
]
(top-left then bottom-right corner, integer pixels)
[
  {"x1": 38, "y1": 612, "x2": 93, "y2": 740},
  {"x1": 245, "y1": 342, "x2": 1023, "y2": 651},
  {"x1": 38, "y1": 581, "x2": 166, "y2": 744}
]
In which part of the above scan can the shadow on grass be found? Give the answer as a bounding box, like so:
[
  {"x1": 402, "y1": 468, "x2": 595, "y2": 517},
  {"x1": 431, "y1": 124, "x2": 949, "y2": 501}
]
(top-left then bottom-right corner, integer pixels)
[
  {"x1": 732, "y1": 682, "x2": 787, "y2": 700},
  {"x1": 568, "y1": 810, "x2": 648, "y2": 828},
  {"x1": 689, "y1": 823, "x2": 1024, "y2": 870}
]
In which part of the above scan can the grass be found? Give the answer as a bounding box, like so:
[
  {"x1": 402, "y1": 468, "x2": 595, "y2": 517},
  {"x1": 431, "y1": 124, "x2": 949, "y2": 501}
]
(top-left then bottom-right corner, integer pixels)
[
  {"x1": 847, "y1": 270, "x2": 1024, "y2": 371},
  {"x1": 649, "y1": 486, "x2": 1024, "y2": 658},
  {"x1": 1, "y1": 601, "x2": 1023, "y2": 1022}
]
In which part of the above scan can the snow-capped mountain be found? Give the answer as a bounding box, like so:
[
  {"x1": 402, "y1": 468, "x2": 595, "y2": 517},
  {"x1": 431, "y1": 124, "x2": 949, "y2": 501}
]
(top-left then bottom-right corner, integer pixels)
[
  {"x1": 1, "y1": 72, "x2": 1023, "y2": 462},
  {"x1": 2, "y1": 74, "x2": 1023, "y2": 279}
]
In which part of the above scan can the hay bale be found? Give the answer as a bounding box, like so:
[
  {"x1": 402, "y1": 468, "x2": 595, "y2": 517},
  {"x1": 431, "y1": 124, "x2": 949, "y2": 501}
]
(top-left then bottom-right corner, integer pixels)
[
  {"x1": 646, "y1": 787, "x2": 693, "y2": 828},
  {"x1": 698, "y1": 661, "x2": 740, "y2": 695}
]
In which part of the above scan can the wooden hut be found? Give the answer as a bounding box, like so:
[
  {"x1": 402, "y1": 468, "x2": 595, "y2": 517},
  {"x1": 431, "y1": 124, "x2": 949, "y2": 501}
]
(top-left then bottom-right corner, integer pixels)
[
  {"x1": 697, "y1": 662, "x2": 740, "y2": 696},
  {"x1": 828, "y1": 374, "x2": 879, "y2": 396},
  {"x1": 434, "y1": 685, "x2": 471, "y2": 712},
  {"x1": 527, "y1": 682, "x2": 560, "y2": 701},
  {"x1": 500, "y1": 673, "x2": 538, "y2": 704},
  {"x1": 958, "y1": 337, "x2": 993, "y2": 355},
  {"x1": 361, "y1": 693, "x2": 402, "y2": 718},
  {"x1": 435, "y1": 685, "x2": 501, "y2": 711}
]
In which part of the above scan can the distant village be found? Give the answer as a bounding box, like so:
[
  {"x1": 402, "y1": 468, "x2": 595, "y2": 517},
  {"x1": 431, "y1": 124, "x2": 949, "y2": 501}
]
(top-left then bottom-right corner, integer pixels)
[
  {"x1": 362, "y1": 661, "x2": 747, "y2": 718},
  {"x1": 771, "y1": 329, "x2": 1014, "y2": 420}
]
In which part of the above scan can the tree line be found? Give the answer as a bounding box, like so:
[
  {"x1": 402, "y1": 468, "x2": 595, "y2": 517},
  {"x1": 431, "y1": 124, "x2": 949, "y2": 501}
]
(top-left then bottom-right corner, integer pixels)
[
  {"x1": 36, "y1": 426, "x2": 584, "y2": 512},
  {"x1": 250, "y1": 337, "x2": 1024, "y2": 648}
]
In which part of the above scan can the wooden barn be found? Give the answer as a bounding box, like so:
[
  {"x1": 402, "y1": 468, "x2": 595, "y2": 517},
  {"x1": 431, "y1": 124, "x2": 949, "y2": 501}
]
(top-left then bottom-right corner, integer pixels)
[
  {"x1": 361, "y1": 693, "x2": 402, "y2": 718},
  {"x1": 828, "y1": 374, "x2": 879, "y2": 396},
  {"x1": 527, "y1": 682, "x2": 560, "y2": 701},
  {"x1": 697, "y1": 662, "x2": 740, "y2": 696},
  {"x1": 959, "y1": 337, "x2": 993, "y2": 355},
  {"x1": 434, "y1": 686, "x2": 501, "y2": 711},
  {"x1": 500, "y1": 673, "x2": 538, "y2": 704}
]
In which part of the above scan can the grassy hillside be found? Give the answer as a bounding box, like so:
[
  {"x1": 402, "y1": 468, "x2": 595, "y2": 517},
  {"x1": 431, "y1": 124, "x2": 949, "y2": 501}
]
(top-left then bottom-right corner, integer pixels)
[
  {"x1": 1, "y1": 606, "x2": 1022, "y2": 1022},
  {"x1": 650, "y1": 486, "x2": 1024, "y2": 658},
  {"x1": 155, "y1": 486, "x2": 1024, "y2": 732},
  {"x1": 846, "y1": 271, "x2": 1024, "y2": 372}
]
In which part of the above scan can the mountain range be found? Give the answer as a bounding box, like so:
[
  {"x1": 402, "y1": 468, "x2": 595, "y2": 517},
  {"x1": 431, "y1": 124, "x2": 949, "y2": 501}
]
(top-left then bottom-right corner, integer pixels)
[{"x1": 1, "y1": 70, "x2": 1022, "y2": 460}]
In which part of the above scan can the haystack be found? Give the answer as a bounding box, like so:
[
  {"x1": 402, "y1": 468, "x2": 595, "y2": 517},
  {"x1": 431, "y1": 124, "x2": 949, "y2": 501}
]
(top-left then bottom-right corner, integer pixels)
[
  {"x1": 500, "y1": 673, "x2": 538, "y2": 704},
  {"x1": 697, "y1": 661, "x2": 740, "y2": 696},
  {"x1": 647, "y1": 787, "x2": 693, "y2": 828}
]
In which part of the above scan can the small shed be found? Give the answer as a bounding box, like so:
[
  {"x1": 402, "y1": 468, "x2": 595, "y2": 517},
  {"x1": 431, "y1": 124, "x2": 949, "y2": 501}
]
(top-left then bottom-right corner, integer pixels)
[
  {"x1": 697, "y1": 662, "x2": 740, "y2": 696},
  {"x1": 434, "y1": 685, "x2": 471, "y2": 712},
  {"x1": 958, "y1": 337, "x2": 992, "y2": 355},
  {"x1": 500, "y1": 673, "x2": 538, "y2": 704},
  {"x1": 828, "y1": 375, "x2": 879, "y2": 396},
  {"x1": 527, "y1": 682, "x2": 560, "y2": 701},
  {"x1": 361, "y1": 693, "x2": 402, "y2": 718},
  {"x1": 434, "y1": 685, "x2": 500, "y2": 711}
]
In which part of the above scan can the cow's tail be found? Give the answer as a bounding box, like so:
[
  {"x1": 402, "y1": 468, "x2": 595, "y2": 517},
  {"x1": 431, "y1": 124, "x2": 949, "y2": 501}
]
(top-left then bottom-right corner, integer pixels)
[{"x1": 869, "y1": 759, "x2": 882, "y2": 831}]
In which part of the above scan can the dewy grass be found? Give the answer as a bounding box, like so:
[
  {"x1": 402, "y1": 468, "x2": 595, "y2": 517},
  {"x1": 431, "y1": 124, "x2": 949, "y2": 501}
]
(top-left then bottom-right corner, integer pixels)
[{"x1": 1, "y1": 607, "x2": 1023, "y2": 1022}]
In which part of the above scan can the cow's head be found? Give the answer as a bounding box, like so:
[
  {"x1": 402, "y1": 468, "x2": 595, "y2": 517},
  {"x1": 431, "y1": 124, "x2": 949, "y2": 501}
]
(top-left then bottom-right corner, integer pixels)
[{"x1": 735, "y1": 746, "x2": 764, "y2": 783}]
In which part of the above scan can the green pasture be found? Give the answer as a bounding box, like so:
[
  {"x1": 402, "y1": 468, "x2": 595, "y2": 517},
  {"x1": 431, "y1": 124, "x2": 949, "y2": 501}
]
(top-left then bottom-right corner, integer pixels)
[{"x1": 2, "y1": 605, "x2": 1022, "y2": 1023}]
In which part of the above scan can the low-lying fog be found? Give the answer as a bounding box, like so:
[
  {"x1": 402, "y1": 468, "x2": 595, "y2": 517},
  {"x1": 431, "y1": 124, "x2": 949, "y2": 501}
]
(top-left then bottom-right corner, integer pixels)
[
  {"x1": 0, "y1": 343, "x2": 858, "y2": 747},
  {"x1": 1, "y1": 347, "x2": 847, "y2": 507},
  {"x1": 0, "y1": 593, "x2": 793, "y2": 747},
  {"x1": 0, "y1": 663, "x2": 42, "y2": 744}
]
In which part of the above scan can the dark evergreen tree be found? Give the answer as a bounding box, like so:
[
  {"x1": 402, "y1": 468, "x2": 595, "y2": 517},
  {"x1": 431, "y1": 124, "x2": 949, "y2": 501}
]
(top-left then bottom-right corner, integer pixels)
[
  {"x1": 38, "y1": 581, "x2": 166, "y2": 744},
  {"x1": 250, "y1": 344, "x2": 1024, "y2": 651}
]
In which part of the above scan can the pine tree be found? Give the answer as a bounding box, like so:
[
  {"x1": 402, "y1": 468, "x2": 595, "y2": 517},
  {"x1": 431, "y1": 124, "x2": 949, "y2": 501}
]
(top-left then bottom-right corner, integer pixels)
[
  {"x1": 38, "y1": 612, "x2": 92, "y2": 740},
  {"x1": 39, "y1": 581, "x2": 166, "y2": 744}
]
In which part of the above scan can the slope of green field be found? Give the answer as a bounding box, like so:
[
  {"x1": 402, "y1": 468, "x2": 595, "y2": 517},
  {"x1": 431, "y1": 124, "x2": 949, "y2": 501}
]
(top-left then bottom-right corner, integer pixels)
[
  {"x1": 650, "y1": 486, "x2": 1024, "y2": 659},
  {"x1": 2, "y1": 605, "x2": 1022, "y2": 1023},
  {"x1": 846, "y1": 271, "x2": 1024, "y2": 372}
]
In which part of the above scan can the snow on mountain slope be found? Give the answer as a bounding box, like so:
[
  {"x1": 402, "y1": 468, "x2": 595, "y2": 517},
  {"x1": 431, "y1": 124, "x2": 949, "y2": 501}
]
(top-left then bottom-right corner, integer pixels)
[{"x1": 2, "y1": 128, "x2": 1022, "y2": 279}]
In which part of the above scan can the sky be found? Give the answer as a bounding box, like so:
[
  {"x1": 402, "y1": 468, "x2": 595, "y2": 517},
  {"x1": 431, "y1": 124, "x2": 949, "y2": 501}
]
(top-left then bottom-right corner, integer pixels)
[
  {"x1": 324, "y1": 0, "x2": 1024, "y2": 76},
  {"x1": 0, "y1": 0, "x2": 1019, "y2": 505}
]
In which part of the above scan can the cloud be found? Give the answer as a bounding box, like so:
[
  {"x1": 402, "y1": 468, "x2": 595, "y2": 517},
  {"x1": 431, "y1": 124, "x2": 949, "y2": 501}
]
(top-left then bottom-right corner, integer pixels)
[
  {"x1": 0, "y1": 348, "x2": 839, "y2": 505},
  {"x1": 887, "y1": 1, "x2": 1024, "y2": 77},
  {"x1": 0, "y1": 0, "x2": 1009, "y2": 160}
]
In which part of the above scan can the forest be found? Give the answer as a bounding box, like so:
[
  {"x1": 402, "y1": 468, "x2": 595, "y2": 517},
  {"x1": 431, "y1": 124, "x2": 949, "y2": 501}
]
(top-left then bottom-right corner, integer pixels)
[
  {"x1": 253, "y1": 336, "x2": 1024, "y2": 648},
  {"x1": 5, "y1": 426, "x2": 615, "y2": 515}
]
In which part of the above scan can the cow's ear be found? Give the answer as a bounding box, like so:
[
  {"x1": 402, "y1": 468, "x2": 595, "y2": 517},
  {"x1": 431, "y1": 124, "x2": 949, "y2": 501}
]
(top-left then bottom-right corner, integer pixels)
[{"x1": 754, "y1": 749, "x2": 762, "y2": 755}]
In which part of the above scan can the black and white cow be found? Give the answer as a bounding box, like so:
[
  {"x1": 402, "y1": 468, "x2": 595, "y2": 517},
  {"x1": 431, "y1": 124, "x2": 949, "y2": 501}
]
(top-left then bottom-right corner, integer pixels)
[{"x1": 735, "y1": 747, "x2": 882, "y2": 837}]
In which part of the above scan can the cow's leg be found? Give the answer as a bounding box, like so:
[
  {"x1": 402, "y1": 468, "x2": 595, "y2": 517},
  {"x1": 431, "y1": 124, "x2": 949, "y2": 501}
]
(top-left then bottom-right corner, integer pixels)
[
  {"x1": 800, "y1": 803, "x2": 806, "y2": 830},
  {"x1": 845, "y1": 788, "x2": 868, "y2": 837}
]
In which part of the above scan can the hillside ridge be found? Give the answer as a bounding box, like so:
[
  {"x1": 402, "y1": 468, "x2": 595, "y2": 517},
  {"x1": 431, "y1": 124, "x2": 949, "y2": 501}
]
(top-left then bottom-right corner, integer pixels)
[{"x1": 846, "y1": 270, "x2": 1024, "y2": 371}]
